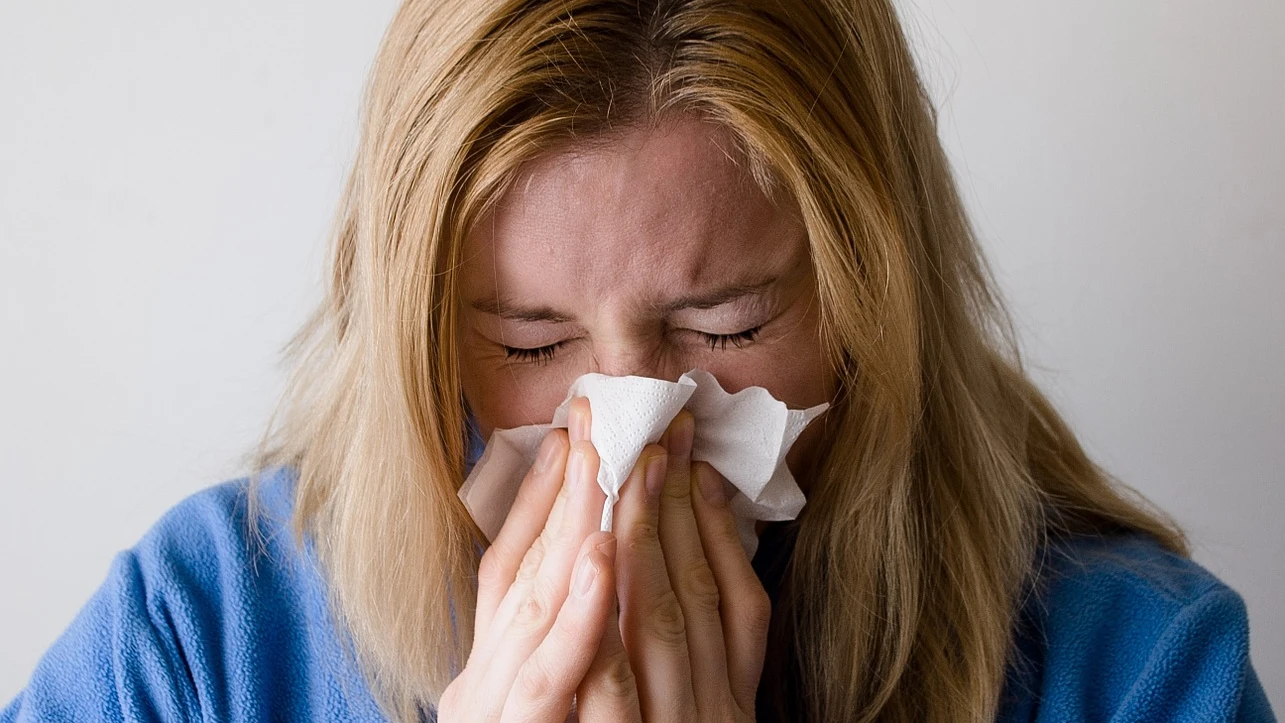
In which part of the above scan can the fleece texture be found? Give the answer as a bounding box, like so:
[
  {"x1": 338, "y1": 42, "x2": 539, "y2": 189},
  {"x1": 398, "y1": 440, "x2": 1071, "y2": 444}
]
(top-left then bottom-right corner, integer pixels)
[
  {"x1": 996, "y1": 533, "x2": 1276, "y2": 722},
  {"x1": 3, "y1": 468, "x2": 1275, "y2": 722}
]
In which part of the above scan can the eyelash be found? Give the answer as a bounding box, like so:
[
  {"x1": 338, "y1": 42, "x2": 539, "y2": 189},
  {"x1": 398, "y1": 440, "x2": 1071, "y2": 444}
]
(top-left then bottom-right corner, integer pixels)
[
  {"x1": 503, "y1": 342, "x2": 565, "y2": 365},
  {"x1": 702, "y1": 326, "x2": 761, "y2": 351},
  {"x1": 502, "y1": 326, "x2": 763, "y2": 364}
]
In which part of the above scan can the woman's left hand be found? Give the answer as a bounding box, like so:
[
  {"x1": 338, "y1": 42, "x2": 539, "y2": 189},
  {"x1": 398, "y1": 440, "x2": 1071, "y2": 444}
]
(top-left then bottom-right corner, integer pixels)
[{"x1": 573, "y1": 409, "x2": 769, "y2": 722}]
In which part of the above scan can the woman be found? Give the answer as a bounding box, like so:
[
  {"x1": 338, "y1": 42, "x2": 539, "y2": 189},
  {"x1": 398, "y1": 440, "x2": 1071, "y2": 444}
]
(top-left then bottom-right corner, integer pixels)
[{"x1": 3, "y1": 0, "x2": 1273, "y2": 721}]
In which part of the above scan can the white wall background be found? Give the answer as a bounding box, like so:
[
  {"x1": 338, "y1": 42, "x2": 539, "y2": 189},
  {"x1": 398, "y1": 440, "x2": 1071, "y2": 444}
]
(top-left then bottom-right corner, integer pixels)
[{"x1": 1, "y1": 0, "x2": 1280, "y2": 711}]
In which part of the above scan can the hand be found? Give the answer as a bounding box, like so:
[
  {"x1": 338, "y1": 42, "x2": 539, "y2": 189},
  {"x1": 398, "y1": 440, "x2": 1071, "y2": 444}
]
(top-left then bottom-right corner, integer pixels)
[
  {"x1": 575, "y1": 410, "x2": 769, "y2": 722},
  {"x1": 440, "y1": 400, "x2": 617, "y2": 722}
]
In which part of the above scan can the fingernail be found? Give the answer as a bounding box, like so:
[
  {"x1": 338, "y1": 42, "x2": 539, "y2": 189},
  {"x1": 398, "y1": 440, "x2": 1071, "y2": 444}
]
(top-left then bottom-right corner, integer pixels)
[
  {"x1": 698, "y1": 464, "x2": 726, "y2": 507},
  {"x1": 573, "y1": 552, "x2": 600, "y2": 598},
  {"x1": 595, "y1": 536, "x2": 617, "y2": 559},
  {"x1": 571, "y1": 401, "x2": 590, "y2": 442},
  {"x1": 533, "y1": 433, "x2": 560, "y2": 474},
  {"x1": 668, "y1": 415, "x2": 694, "y2": 459},
  {"x1": 568, "y1": 447, "x2": 587, "y2": 492},
  {"x1": 644, "y1": 453, "x2": 666, "y2": 500}
]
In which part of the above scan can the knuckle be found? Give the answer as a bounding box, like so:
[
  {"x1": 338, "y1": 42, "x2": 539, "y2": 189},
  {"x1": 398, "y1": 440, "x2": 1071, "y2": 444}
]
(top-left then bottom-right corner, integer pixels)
[
  {"x1": 476, "y1": 549, "x2": 508, "y2": 593},
  {"x1": 647, "y1": 589, "x2": 688, "y2": 648},
  {"x1": 656, "y1": 454, "x2": 689, "y2": 500},
  {"x1": 592, "y1": 648, "x2": 638, "y2": 700},
  {"x1": 680, "y1": 559, "x2": 722, "y2": 614},
  {"x1": 623, "y1": 520, "x2": 659, "y2": 550},
  {"x1": 438, "y1": 679, "x2": 461, "y2": 714},
  {"x1": 513, "y1": 536, "x2": 546, "y2": 585},
  {"x1": 662, "y1": 471, "x2": 692, "y2": 501},
  {"x1": 438, "y1": 672, "x2": 481, "y2": 718},
  {"x1": 736, "y1": 584, "x2": 773, "y2": 640},
  {"x1": 515, "y1": 655, "x2": 561, "y2": 706},
  {"x1": 512, "y1": 585, "x2": 553, "y2": 633}
]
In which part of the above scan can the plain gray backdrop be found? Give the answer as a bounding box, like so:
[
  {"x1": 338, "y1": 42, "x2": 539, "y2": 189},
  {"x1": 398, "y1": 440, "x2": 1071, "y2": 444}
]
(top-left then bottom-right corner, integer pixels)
[{"x1": 2, "y1": 0, "x2": 1281, "y2": 710}]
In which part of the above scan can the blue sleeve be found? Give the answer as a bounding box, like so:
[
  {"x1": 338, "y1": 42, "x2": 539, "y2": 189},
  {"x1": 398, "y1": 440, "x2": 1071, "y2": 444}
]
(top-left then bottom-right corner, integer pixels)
[
  {"x1": 1110, "y1": 587, "x2": 1274, "y2": 723},
  {"x1": 1, "y1": 551, "x2": 199, "y2": 723},
  {"x1": 1, "y1": 476, "x2": 391, "y2": 723},
  {"x1": 1007, "y1": 536, "x2": 1278, "y2": 723}
]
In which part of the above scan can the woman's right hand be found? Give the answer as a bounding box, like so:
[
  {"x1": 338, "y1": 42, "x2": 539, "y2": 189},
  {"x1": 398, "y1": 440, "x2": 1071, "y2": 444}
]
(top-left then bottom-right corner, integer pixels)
[{"x1": 439, "y1": 399, "x2": 615, "y2": 722}]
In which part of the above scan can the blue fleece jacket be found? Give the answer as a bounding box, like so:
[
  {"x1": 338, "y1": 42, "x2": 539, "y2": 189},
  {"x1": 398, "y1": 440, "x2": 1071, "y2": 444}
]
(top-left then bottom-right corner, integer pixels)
[{"x1": 2, "y1": 467, "x2": 1275, "y2": 722}]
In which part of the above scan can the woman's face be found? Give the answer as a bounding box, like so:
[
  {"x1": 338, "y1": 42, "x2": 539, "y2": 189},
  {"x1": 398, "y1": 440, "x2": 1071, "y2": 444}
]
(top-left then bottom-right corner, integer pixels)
[{"x1": 458, "y1": 118, "x2": 836, "y2": 481}]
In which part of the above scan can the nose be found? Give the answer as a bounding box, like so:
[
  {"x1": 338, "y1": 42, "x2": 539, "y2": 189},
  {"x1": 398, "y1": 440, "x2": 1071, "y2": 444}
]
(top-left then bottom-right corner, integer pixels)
[{"x1": 588, "y1": 338, "x2": 680, "y2": 381}]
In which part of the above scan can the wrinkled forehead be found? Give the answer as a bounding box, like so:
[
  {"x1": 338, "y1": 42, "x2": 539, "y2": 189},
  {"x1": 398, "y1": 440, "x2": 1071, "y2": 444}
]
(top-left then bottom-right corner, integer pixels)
[{"x1": 460, "y1": 119, "x2": 808, "y2": 304}]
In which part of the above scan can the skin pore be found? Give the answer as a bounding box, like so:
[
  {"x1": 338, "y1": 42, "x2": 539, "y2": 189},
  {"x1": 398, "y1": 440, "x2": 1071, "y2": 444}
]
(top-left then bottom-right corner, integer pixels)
[{"x1": 458, "y1": 117, "x2": 837, "y2": 488}]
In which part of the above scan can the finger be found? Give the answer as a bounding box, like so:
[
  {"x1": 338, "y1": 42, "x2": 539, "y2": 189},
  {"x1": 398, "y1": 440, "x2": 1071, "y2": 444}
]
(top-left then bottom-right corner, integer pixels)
[
  {"x1": 575, "y1": 587, "x2": 643, "y2": 722},
  {"x1": 613, "y1": 446, "x2": 696, "y2": 719},
  {"x1": 487, "y1": 397, "x2": 599, "y2": 641},
  {"x1": 518, "y1": 398, "x2": 603, "y2": 608},
  {"x1": 691, "y1": 462, "x2": 772, "y2": 715},
  {"x1": 479, "y1": 390, "x2": 588, "y2": 636},
  {"x1": 502, "y1": 532, "x2": 618, "y2": 723},
  {"x1": 475, "y1": 438, "x2": 605, "y2": 713},
  {"x1": 487, "y1": 439, "x2": 604, "y2": 653},
  {"x1": 656, "y1": 412, "x2": 734, "y2": 716},
  {"x1": 477, "y1": 428, "x2": 570, "y2": 640}
]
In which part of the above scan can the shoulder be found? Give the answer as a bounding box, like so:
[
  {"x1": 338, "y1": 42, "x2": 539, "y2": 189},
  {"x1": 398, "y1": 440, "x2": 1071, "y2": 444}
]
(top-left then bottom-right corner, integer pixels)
[
  {"x1": 113, "y1": 468, "x2": 313, "y2": 634},
  {"x1": 131, "y1": 467, "x2": 298, "y2": 584},
  {"x1": 126, "y1": 469, "x2": 386, "y2": 718},
  {"x1": 127, "y1": 467, "x2": 307, "y2": 610},
  {"x1": 3, "y1": 468, "x2": 388, "y2": 722},
  {"x1": 1000, "y1": 534, "x2": 1276, "y2": 722},
  {"x1": 1034, "y1": 534, "x2": 1239, "y2": 647}
]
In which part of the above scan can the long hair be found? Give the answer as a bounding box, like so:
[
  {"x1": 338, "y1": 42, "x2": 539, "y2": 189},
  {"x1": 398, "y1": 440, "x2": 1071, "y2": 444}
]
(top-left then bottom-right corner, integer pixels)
[{"x1": 257, "y1": 0, "x2": 1185, "y2": 720}]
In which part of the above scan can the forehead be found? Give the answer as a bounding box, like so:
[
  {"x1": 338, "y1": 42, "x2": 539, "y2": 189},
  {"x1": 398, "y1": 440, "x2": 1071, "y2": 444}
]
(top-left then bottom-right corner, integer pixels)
[{"x1": 461, "y1": 119, "x2": 806, "y2": 306}]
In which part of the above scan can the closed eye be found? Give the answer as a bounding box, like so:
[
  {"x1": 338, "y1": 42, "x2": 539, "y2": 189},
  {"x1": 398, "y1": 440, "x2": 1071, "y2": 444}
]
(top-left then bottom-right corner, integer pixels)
[
  {"x1": 502, "y1": 341, "x2": 564, "y2": 365},
  {"x1": 699, "y1": 326, "x2": 761, "y2": 351},
  {"x1": 502, "y1": 326, "x2": 763, "y2": 365}
]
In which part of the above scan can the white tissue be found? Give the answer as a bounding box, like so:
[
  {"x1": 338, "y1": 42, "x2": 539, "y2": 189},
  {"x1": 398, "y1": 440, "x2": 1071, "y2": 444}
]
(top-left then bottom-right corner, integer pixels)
[{"x1": 458, "y1": 369, "x2": 828, "y2": 557}]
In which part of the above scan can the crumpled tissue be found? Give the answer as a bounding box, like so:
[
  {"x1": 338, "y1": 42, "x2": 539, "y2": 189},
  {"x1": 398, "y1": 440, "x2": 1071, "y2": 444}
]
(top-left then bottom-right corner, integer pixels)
[{"x1": 458, "y1": 369, "x2": 828, "y2": 557}]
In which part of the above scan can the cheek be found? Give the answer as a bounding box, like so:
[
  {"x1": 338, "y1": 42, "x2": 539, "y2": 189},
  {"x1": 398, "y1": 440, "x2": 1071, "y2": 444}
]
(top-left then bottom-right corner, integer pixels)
[
  {"x1": 710, "y1": 349, "x2": 832, "y2": 408},
  {"x1": 770, "y1": 345, "x2": 837, "y2": 489},
  {"x1": 723, "y1": 309, "x2": 835, "y2": 487}
]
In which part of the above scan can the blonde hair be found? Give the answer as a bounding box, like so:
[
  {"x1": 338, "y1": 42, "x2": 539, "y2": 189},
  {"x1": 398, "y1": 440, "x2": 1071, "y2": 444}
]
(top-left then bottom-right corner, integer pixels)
[{"x1": 258, "y1": 0, "x2": 1185, "y2": 720}]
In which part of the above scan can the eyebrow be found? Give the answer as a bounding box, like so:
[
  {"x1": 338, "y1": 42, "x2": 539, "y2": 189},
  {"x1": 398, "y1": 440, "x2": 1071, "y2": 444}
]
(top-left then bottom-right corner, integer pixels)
[
  {"x1": 656, "y1": 278, "x2": 777, "y2": 312},
  {"x1": 469, "y1": 277, "x2": 778, "y2": 322},
  {"x1": 469, "y1": 298, "x2": 574, "y2": 323}
]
